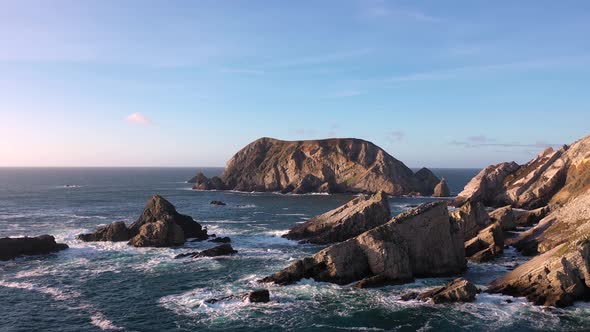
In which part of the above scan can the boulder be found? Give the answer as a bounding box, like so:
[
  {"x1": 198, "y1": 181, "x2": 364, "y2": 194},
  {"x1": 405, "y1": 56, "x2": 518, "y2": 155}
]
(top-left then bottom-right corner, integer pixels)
[
  {"x1": 433, "y1": 178, "x2": 451, "y2": 197},
  {"x1": 283, "y1": 191, "x2": 391, "y2": 244},
  {"x1": 0, "y1": 235, "x2": 68, "y2": 261},
  {"x1": 464, "y1": 222, "x2": 504, "y2": 263},
  {"x1": 261, "y1": 201, "x2": 466, "y2": 287},
  {"x1": 193, "y1": 137, "x2": 440, "y2": 196},
  {"x1": 488, "y1": 241, "x2": 590, "y2": 308},
  {"x1": 450, "y1": 201, "x2": 491, "y2": 241},
  {"x1": 128, "y1": 195, "x2": 207, "y2": 247},
  {"x1": 76, "y1": 221, "x2": 130, "y2": 242},
  {"x1": 205, "y1": 289, "x2": 270, "y2": 304},
  {"x1": 175, "y1": 244, "x2": 238, "y2": 259},
  {"x1": 489, "y1": 206, "x2": 517, "y2": 232},
  {"x1": 209, "y1": 236, "x2": 231, "y2": 243},
  {"x1": 403, "y1": 278, "x2": 478, "y2": 304}
]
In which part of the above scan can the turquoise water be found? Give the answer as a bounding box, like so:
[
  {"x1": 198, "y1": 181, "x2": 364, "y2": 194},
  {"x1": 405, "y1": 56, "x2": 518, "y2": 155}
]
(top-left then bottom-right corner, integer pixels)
[{"x1": 1, "y1": 167, "x2": 589, "y2": 332}]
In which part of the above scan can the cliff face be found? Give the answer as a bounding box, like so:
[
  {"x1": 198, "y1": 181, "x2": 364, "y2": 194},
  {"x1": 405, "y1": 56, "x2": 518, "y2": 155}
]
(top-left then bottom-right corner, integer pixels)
[
  {"x1": 456, "y1": 134, "x2": 590, "y2": 209},
  {"x1": 194, "y1": 137, "x2": 439, "y2": 195}
]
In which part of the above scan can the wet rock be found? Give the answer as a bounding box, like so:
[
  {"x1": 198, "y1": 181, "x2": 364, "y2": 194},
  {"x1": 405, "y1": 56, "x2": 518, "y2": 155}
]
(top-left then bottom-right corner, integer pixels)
[
  {"x1": 210, "y1": 201, "x2": 226, "y2": 206},
  {"x1": 76, "y1": 221, "x2": 130, "y2": 242},
  {"x1": 128, "y1": 195, "x2": 208, "y2": 247},
  {"x1": 261, "y1": 201, "x2": 465, "y2": 287},
  {"x1": 205, "y1": 289, "x2": 270, "y2": 304},
  {"x1": 416, "y1": 278, "x2": 479, "y2": 304},
  {"x1": 0, "y1": 235, "x2": 68, "y2": 261},
  {"x1": 209, "y1": 237, "x2": 231, "y2": 243},
  {"x1": 175, "y1": 244, "x2": 238, "y2": 259},
  {"x1": 284, "y1": 191, "x2": 391, "y2": 244}
]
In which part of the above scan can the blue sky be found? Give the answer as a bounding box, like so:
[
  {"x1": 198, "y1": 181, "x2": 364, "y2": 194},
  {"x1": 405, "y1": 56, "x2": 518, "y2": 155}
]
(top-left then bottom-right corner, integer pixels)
[{"x1": 1, "y1": 0, "x2": 589, "y2": 167}]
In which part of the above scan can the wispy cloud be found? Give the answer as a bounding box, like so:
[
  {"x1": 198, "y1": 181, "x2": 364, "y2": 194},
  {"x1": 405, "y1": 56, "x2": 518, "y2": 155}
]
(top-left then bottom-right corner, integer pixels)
[
  {"x1": 359, "y1": 0, "x2": 439, "y2": 22},
  {"x1": 450, "y1": 136, "x2": 562, "y2": 149},
  {"x1": 387, "y1": 130, "x2": 405, "y2": 142},
  {"x1": 126, "y1": 113, "x2": 151, "y2": 125}
]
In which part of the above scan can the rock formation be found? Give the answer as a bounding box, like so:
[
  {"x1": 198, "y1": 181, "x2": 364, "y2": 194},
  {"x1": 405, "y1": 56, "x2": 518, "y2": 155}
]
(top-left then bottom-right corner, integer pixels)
[
  {"x1": 450, "y1": 201, "x2": 491, "y2": 241},
  {"x1": 283, "y1": 191, "x2": 391, "y2": 244},
  {"x1": 78, "y1": 195, "x2": 208, "y2": 247},
  {"x1": 402, "y1": 278, "x2": 479, "y2": 304},
  {"x1": 489, "y1": 205, "x2": 550, "y2": 232},
  {"x1": 205, "y1": 289, "x2": 270, "y2": 304},
  {"x1": 175, "y1": 244, "x2": 238, "y2": 259},
  {"x1": 433, "y1": 178, "x2": 451, "y2": 197},
  {"x1": 456, "y1": 134, "x2": 590, "y2": 209},
  {"x1": 210, "y1": 201, "x2": 226, "y2": 206},
  {"x1": 209, "y1": 236, "x2": 231, "y2": 243},
  {"x1": 190, "y1": 137, "x2": 440, "y2": 195},
  {"x1": 0, "y1": 235, "x2": 68, "y2": 261},
  {"x1": 77, "y1": 221, "x2": 130, "y2": 242},
  {"x1": 464, "y1": 223, "x2": 504, "y2": 262},
  {"x1": 261, "y1": 201, "x2": 465, "y2": 287}
]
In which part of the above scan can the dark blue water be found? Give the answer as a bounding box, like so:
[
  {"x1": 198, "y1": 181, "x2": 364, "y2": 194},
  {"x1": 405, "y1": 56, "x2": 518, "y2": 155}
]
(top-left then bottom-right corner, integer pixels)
[{"x1": 1, "y1": 168, "x2": 589, "y2": 331}]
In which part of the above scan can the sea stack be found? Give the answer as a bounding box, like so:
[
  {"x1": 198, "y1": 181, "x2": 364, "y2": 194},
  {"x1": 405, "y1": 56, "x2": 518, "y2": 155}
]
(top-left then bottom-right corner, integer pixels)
[
  {"x1": 189, "y1": 137, "x2": 440, "y2": 195},
  {"x1": 0, "y1": 235, "x2": 69, "y2": 261}
]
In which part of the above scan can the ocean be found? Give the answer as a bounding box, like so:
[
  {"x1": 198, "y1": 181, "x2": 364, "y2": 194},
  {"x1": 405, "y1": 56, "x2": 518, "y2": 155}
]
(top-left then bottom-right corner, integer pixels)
[{"x1": 1, "y1": 167, "x2": 589, "y2": 331}]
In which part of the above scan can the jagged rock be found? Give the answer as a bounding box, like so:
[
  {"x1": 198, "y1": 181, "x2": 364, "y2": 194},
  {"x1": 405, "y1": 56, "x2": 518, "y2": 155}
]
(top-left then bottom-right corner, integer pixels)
[
  {"x1": 402, "y1": 278, "x2": 478, "y2": 304},
  {"x1": 456, "y1": 134, "x2": 590, "y2": 209},
  {"x1": 175, "y1": 244, "x2": 238, "y2": 259},
  {"x1": 192, "y1": 137, "x2": 440, "y2": 196},
  {"x1": 261, "y1": 201, "x2": 465, "y2": 287},
  {"x1": 205, "y1": 289, "x2": 270, "y2": 304},
  {"x1": 488, "y1": 241, "x2": 590, "y2": 308},
  {"x1": 283, "y1": 192, "x2": 391, "y2": 244},
  {"x1": 450, "y1": 201, "x2": 491, "y2": 241},
  {"x1": 128, "y1": 195, "x2": 208, "y2": 247},
  {"x1": 0, "y1": 235, "x2": 68, "y2": 261},
  {"x1": 209, "y1": 236, "x2": 231, "y2": 243},
  {"x1": 489, "y1": 206, "x2": 517, "y2": 232},
  {"x1": 464, "y1": 222, "x2": 504, "y2": 262},
  {"x1": 210, "y1": 201, "x2": 226, "y2": 206},
  {"x1": 489, "y1": 205, "x2": 551, "y2": 232},
  {"x1": 190, "y1": 172, "x2": 225, "y2": 190},
  {"x1": 76, "y1": 221, "x2": 130, "y2": 242},
  {"x1": 433, "y1": 178, "x2": 451, "y2": 197}
]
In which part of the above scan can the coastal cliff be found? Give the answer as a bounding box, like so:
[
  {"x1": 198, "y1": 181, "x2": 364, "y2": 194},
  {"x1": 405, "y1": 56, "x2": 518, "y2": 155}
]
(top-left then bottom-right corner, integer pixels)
[{"x1": 190, "y1": 137, "x2": 440, "y2": 195}]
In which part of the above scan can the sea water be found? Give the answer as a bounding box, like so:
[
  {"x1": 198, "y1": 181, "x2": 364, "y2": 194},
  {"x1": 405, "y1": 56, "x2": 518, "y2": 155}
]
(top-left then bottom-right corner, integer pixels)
[{"x1": 1, "y1": 167, "x2": 589, "y2": 331}]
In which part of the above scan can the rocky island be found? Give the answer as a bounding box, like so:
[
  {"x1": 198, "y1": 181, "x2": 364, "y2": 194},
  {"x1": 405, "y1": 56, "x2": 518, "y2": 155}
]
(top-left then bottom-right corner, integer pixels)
[{"x1": 189, "y1": 137, "x2": 441, "y2": 195}]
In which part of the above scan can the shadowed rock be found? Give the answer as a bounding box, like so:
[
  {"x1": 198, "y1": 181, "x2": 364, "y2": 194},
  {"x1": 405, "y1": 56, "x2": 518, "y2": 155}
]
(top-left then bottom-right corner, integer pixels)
[
  {"x1": 283, "y1": 191, "x2": 391, "y2": 244},
  {"x1": 450, "y1": 201, "x2": 491, "y2": 241},
  {"x1": 77, "y1": 221, "x2": 130, "y2": 242},
  {"x1": 205, "y1": 289, "x2": 270, "y2": 304},
  {"x1": 192, "y1": 137, "x2": 440, "y2": 196},
  {"x1": 402, "y1": 278, "x2": 479, "y2": 304},
  {"x1": 464, "y1": 222, "x2": 504, "y2": 263},
  {"x1": 0, "y1": 235, "x2": 68, "y2": 261},
  {"x1": 175, "y1": 244, "x2": 238, "y2": 259},
  {"x1": 209, "y1": 236, "x2": 231, "y2": 243},
  {"x1": 261, "y1": 201, "x2": 465, "y2": 287},
  {"x1": 210, "y1": 201, "x2": 226, "y2": 206}
]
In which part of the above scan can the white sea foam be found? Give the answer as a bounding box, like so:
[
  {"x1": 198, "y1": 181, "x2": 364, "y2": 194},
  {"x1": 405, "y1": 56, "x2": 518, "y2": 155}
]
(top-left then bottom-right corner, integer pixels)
[
  {"x1": 275, "y1": 213, "x2": 307, "y2": 216},
  {"x1": 0, "y1": 280, "x2": 80, "y2": 301},
  {"x1": 90, "y1": 313, "x2": 123, "y2": 331},
  {"x1": 234, "y1": 204, "x2": 258, "y2": 209}
]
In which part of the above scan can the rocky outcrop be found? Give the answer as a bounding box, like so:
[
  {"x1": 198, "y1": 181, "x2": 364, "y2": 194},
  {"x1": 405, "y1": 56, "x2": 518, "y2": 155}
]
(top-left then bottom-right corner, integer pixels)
[
  {"x1": 205, "y1": 289, "x2": 270, "y2": 304},
  {"x1": 402, "y1": 278, "x2": 479, "y2": 304},
  {"x1": 283, "y1": 192, "x2": 391, "y2": 244},
  {"x1": 210, "y1": 201, "x2": 226, "y2": 206},
  {"x1": 464, "y1": 223, "x2": 504, "y2": 263},
  {"x1": 189, "y1": 172, "x2": 225, "y2": 190},
  {"x1": 192, "y1": 137, "x2": 440, "y2": 195},
  {"x1": 450, "y1": 201, "x2": 491, "y2": 241},
  {"x1": 0, "y1": 235, "x2": 68, "y2": 261},
  {"x1": 456, "y1": 134, "x2": 590, "y2": 209},
  {"x1": 175, "y1": 244, "x2": 238, "y2": 259},
  {"x1": 488, "y1": 241, "x2": 590, "y2": 307},
  {"x1": 209, "y1": 236, "x2": 231, "y2": 243},
  {"x1": 261, "y1": 201, "x2": 465, "y2": 287},
  {"x1": 77, "y1": 221, "x2": 130, "y2": 242},
  {"x1": 433, "y1": 178, "x2": 451, "y2": 197},
  {"x1": 128, "y1": 195, "x2": 208, "y2": 247},
  {"x1": 489, "y1": 205, "x2": 551, "y2": 232}
]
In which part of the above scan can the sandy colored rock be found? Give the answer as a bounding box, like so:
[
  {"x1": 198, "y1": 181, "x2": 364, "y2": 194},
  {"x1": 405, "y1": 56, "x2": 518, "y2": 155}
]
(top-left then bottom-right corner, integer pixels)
[
  {"x1": 415, "y1": 278, "x2": 479, "y2": 304},
  {"x1": 284, "y1": 191, "x2": 391, "y2": 244},
  {"x1": 464, "y1": 222, "x2": 504, "y2": 262},
  {"x1": 454, "y1": 162, "x2": 520, "y2": 207},
  {"x1": 450, "y1": 201, "x2": 491, "y2": 241},
  {"x1": 194, "y1": 137, "x2": 440, "y2": 196},
  {"x1": 261, "y1": 201, "x2": 466, "y2": 287},
  {"x1": 433, "y1": 178, "x2": 451, "y2": 197}
]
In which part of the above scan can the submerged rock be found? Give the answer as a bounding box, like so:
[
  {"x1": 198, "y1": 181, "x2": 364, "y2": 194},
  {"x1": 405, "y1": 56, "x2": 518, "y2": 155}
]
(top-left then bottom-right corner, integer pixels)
[
  {"x1": 192, "y1": 137, "x2": 440, "y2": 196},
  {"x1": 0, "y1": 235, "x2": 68, "y2": 261},
  {"x1": 261, "y1": 201, "x2": 465, "y2": 287},
  {"x1": 128, "y1": 195, "x2": 208, "y2": 247},
  {"x1": 210, "y1": 201, "x2": 226, "y2": 206},
  {"x1": 205, "y1": 289, "x2": 270, "y2": 304},
  {"x1": 209, "y1": 236, "x2": 231, "y2": 243},
  {"x1": 433, "y1": 178, "x2": 451, "y2": 197},
  {"x1": 175, "y1": 244, "x2": 238, "y2": 259},
  {"x1": 77, "y1": 221, "x2": 130, "y2": 242},
  {"x1": 283, "y1": 191, "x2": 391, "y2": 244},
  {"x1": 403, "y1": 278, "x2": 479, "y2": 304}
]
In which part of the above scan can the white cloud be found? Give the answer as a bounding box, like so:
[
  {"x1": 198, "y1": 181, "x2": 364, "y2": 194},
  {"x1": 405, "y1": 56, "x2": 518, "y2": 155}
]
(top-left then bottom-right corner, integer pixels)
[{"x1": 126, "y1": 113, "x2": 151, "y2": 125}]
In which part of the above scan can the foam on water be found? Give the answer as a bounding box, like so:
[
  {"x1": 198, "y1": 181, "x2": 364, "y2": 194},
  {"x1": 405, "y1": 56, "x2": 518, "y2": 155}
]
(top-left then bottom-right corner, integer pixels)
[{"x1": 90, "y1": 313, "x2": 123, "y2": 331}]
